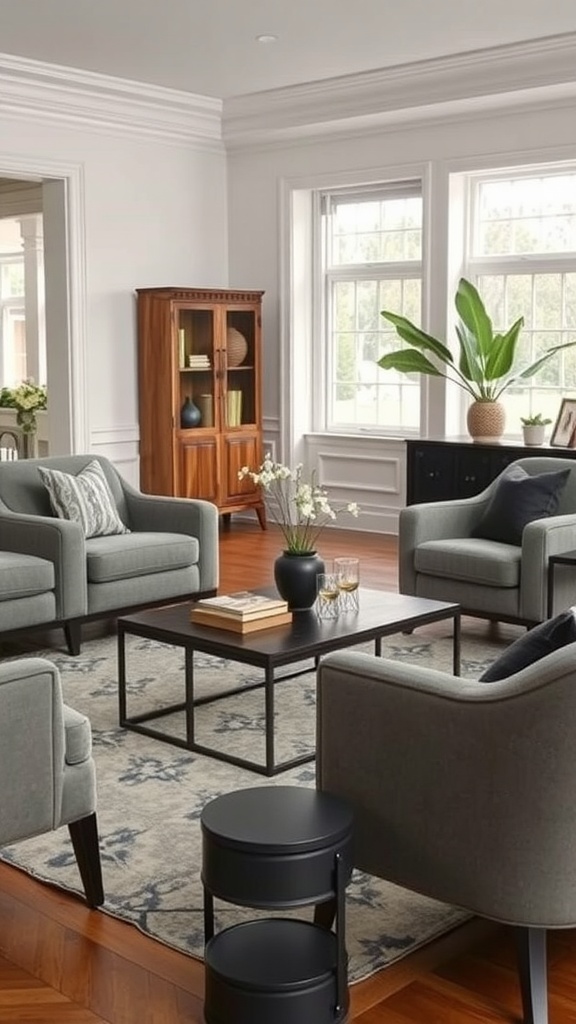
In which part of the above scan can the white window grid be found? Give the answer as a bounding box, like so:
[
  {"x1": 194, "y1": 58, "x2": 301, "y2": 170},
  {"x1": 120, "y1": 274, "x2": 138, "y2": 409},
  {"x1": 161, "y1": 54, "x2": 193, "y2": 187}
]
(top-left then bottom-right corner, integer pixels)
[
  {"x1": 320, "y1": 182, "x2": 423, "y2": 434},
  {"x1": 464, "y1": 167, "x2": 576, "y2": 426}
]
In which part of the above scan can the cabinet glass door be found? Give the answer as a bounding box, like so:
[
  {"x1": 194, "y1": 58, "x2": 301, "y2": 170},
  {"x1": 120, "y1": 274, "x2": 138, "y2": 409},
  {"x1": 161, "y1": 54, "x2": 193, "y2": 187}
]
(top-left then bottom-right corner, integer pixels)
[
  {"x1": 224, "y1": 310, "x2": 257, "y2": 428},
  {"x1": 177, "y1": 307, "x2": 216, "y2": 430}
]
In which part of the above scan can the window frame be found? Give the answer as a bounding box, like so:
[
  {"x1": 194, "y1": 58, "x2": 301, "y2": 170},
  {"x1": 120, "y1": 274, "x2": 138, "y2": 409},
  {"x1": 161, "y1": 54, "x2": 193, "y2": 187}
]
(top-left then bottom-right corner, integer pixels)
[
  {"x1": 317, "y1": 179, "x2": 424, "y2": 436},
  {"x1": 462, "y1": 164, "x2": 576, "y2": 428}
]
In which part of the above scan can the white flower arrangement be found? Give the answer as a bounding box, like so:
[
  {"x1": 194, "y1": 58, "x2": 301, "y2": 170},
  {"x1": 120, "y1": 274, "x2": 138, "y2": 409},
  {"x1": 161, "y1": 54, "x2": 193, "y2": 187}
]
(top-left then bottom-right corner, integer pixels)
[
  {"x1": 0, "y1": 380, "x2": 48, "y2": 434},
  {"x1": 239, "y1": 454, "x2": 360, "y2": 554}
]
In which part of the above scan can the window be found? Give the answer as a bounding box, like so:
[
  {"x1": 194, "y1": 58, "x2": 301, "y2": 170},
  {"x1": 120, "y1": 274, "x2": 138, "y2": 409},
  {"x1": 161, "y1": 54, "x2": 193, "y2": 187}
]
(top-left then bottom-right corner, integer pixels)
[
  {"x1": 466, "y1": 167, "x2": 576, "y2": 428},
  {"x1": 320, "y1": 182, "x2": 423, "y2": 433},
  {"x1": 0, "y1": 256, "x2": 26, "y2": 385}
]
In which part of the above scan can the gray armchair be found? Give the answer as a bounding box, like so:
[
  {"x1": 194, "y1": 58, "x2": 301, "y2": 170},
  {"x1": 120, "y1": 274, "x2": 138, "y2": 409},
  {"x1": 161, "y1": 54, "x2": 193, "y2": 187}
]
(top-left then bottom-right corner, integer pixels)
[
  {"x1": 316, "y1": 644, "x2": 576, "y2": 1024},
  {"x1": 0, "y1": 657, "x2": 104, "y2": 908},
  {"x1": 0, "y1": 454, "x2": 219, "y2": 653},
  {"x1": 399, "y1": 456, "x2": 576, "y2": 626}
]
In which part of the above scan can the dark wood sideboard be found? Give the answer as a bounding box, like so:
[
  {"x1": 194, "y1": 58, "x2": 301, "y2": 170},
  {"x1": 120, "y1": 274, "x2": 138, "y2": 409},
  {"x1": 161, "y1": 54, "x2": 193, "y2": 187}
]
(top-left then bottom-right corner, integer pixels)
[{"x1": 406, "y1": 437, "x2": 576, "y2": 505}]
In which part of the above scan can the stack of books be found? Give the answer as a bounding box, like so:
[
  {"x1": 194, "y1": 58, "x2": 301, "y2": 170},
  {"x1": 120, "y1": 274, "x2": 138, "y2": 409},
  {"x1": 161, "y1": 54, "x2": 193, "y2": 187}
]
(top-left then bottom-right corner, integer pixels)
[
  {"x1": 188, "y1": 354, "x2": 211, "y2": 369},
  {"x1": 190, "y1": 591, "x2": 292, "y2": 633}
]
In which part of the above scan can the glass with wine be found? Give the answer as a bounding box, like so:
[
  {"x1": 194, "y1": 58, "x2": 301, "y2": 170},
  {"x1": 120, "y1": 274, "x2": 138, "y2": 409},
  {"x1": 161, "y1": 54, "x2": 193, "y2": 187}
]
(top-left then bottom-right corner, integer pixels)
[
  {"x1": 334, "y1": 557, "x2": 360, "y2": 611},
  {"x1": 316, "y1": 571, "x2": 341, "y2": 619}
]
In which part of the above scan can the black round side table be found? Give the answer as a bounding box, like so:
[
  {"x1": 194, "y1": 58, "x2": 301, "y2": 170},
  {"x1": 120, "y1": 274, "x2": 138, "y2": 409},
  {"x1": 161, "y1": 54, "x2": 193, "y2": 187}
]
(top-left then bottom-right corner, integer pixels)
[{"x1": 201, "y1": 785, "x2": 354, "y2": 1024}]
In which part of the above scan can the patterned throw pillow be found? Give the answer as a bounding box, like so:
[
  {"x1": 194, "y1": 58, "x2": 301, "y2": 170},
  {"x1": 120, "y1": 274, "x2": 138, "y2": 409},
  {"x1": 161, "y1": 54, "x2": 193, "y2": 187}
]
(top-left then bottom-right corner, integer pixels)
[{"x1": 38, "y1": 459, "x2": 130, "y2": 539}]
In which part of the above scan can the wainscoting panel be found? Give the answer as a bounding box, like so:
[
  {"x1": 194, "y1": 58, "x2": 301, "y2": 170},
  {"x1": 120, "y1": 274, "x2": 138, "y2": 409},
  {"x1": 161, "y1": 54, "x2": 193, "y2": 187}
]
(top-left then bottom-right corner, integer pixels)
[
  {"x1": 305, "y1": 433, "x2": 407, "y2": 536},
  {"x1": 90, "y1": 426, "x2": 140, "y2": 488}
]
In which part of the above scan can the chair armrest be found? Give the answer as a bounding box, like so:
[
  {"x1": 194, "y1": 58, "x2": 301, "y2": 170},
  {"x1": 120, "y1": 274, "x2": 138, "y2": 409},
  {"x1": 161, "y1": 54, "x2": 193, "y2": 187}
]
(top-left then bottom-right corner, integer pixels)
[
  {"x1": 0, "y1": 658, "x2": 65, "y2": 841},
  {"x1": 123, "y1": 492, "x2": 219, "y2": 592},
  {"x1": 399, "y1": 492, "x2": 490, "y2": 594},
  {"x1": 0, "y1": 512, "x2": 87, "y2": 618},
  {"x1": 316, "y1": 648, "x2": 576, "y2": 925},
  {"x1": 522, "y1": 513, "x2": 576, "y2": 620}
]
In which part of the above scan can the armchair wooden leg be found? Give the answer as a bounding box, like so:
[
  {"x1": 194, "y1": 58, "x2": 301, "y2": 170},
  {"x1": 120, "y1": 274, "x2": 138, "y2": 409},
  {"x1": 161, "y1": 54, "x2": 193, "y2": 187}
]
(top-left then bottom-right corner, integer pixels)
[
  {"x1": 68, "y1": 812, "x2": 104, "y2": 908},
  {"x1": 64, "y1": 621, "x2": 82, "y2": 656},
  {"x1": 515, "y1": 926, "x2": 548, "y2": 1024}
]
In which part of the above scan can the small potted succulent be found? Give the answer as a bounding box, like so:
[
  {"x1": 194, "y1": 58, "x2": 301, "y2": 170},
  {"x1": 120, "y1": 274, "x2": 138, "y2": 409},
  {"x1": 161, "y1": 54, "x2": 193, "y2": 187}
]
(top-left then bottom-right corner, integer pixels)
[{"x1": 520, "y1": 413, "x2": 551, "y2": 446}]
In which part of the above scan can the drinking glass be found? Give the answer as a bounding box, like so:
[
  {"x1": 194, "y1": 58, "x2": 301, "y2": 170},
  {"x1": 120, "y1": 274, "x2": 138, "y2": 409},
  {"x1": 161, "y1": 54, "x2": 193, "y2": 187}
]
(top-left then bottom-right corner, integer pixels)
[
  {"x1": 334, "y1": 557, "x2": 360, "y2": 611},
  {"x1": 316, "y1": 572, "x2": 341, "y2": 619}
]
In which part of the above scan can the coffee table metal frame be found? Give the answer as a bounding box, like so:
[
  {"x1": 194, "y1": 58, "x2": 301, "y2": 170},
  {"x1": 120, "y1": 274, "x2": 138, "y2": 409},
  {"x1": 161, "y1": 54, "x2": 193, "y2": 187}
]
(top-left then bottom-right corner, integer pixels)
[{"x1": 117, "y1": 588, "x2": 460, "y2": 777}]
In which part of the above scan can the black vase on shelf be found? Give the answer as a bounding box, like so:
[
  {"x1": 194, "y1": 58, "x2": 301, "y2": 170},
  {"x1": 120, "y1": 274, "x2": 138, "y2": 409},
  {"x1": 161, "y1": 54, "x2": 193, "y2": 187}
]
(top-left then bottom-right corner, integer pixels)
[
  {"x1": 274, "y1": 551, "x2": 325, "y2": 611},
  {"x1": 180, "y1": 396, "x2": 201, "y2": 428}
]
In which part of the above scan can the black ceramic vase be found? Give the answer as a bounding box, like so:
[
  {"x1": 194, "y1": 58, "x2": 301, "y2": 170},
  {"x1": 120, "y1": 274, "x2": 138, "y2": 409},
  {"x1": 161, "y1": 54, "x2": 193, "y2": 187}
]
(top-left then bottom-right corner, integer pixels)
[
  {"x1": 274, "y1": 551, "x2": 325, "y2": 611},
  {"x1": 180, "y1": 396, "x2": 202, "y2": 428}
]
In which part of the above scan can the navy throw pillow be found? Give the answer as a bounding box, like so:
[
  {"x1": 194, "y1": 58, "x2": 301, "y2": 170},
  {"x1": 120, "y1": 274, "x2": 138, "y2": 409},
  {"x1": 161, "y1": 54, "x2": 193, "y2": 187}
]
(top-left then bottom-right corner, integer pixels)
[
  {"x1": 480, "y1": 609, "x2": 576, "y2": 682},
  {"x1": 472, "y1": 467, "x2": 570, "y2": 546}
]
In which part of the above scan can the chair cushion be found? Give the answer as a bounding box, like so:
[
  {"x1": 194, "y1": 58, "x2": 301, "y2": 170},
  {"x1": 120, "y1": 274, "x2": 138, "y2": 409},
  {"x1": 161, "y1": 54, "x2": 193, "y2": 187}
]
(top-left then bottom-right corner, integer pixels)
[
  {"x1": 0, "y1": 552, "x2": 54, "y2": 601},
  {"x1": 38, "y1": 459, "x2": 130, "y2": 539},
  {"x1": 480, "y1": 608, "x2": 576, "y2": 681},
  {"x1": 63, "y1": 704, "x2": 92, "y2": 764},
  {"x1": 86, "y1": 532, "x2": 198, "y2": 583},
  {"x1": 414, "y1": 537, "x2": 522, "y2": 588},
  {"x1": 471, "y1": 466, "x2": 570, "y2": 546}
]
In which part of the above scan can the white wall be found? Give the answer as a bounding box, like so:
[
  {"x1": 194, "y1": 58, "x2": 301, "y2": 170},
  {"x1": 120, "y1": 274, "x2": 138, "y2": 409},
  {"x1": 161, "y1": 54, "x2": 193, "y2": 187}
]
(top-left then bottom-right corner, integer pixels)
[
  {"x1": 0, "y1": 62, "x2": 227, "y2": 484},
  {"x1": 227, "y1": 93, "x2": 576, "y2": 533}
]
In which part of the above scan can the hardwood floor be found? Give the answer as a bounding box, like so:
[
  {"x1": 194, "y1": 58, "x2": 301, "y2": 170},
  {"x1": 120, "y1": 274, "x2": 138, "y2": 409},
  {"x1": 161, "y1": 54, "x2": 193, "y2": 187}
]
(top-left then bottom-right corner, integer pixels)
[{"x1": 0, "y1": 520, "x2": 572, "y2": 1022}]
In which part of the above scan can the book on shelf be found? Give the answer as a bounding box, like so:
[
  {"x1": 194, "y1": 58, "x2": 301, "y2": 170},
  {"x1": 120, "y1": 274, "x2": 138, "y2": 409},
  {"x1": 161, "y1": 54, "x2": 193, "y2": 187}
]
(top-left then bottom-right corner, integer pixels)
[
  {"x1": 190, "y1": 608, "x2": 293, "y2": 634},
  {"x1": 227, "y1": 389, "x2": 242, "y2": 426},
  {"x1": 192, "y1": 591, "x2": 288, "y2": 621}
]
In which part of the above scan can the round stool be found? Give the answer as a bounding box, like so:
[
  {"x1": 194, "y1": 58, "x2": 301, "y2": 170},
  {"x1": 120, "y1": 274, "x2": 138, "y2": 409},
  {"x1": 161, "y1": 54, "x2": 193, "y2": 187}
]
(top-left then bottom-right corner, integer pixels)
[{"x1": 201, "y1": 786, "x2": 354, "y2": 1024}]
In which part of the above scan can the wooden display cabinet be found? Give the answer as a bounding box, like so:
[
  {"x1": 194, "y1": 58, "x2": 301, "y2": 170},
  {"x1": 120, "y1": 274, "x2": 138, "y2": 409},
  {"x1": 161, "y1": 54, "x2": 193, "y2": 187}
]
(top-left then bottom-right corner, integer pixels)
[{"x1": 136, "y1": 287, "x2": 266, "y2": 527}]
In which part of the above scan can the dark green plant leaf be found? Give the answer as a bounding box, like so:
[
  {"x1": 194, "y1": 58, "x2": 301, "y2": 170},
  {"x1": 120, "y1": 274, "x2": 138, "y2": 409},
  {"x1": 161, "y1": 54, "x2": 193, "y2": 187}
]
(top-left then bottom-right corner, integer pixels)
[
  {"x1": 380, "y1": 311, "x2": 453, "y2": 363},
  {"x1": 377, "y1": 350, "x2": 443, "y2": 376},
  {"x1": 518, "y1": 340, "x2": 576, "y2": 378},
  {"x1": 456, "y1": 324, "x2": 484, "y2": 386},
  {"x1": 454, "y1": 278, "x2": 493, "y2": 359},
  {"x1": 484, "y1": 319, "x2": 523, "y2": 380}
]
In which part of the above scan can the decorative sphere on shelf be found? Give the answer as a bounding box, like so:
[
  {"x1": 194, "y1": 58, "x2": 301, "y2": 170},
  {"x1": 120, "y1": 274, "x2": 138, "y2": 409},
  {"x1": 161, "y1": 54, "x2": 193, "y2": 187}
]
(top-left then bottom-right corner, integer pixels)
[{"x1": 226, "y1": 327, "x2": 248, "y2": 367}]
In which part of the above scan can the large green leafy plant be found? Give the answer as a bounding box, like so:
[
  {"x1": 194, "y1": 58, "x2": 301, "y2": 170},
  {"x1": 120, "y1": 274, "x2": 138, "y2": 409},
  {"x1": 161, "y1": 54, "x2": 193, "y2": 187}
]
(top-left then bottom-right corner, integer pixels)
[{"x1": 378, "y1": 278, "x2": 575, "y2": 401}]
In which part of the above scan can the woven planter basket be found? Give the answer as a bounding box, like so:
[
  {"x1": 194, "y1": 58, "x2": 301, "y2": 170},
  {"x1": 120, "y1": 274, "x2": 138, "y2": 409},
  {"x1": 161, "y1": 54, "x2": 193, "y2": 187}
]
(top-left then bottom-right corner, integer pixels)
[{"x1": 466, "y1": 400, "x2": 506, "y2": 443}]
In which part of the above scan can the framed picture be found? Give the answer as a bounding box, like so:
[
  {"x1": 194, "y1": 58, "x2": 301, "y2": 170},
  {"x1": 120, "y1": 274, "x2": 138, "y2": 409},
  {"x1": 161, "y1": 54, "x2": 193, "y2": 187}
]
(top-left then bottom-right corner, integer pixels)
[{"x1": 550, "y1": 398, "x2": 576, "y2": 447}]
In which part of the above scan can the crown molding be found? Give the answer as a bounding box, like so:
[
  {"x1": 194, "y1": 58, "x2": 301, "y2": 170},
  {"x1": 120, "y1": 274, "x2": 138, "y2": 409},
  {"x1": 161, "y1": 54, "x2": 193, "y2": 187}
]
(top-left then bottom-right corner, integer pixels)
[
  {"x1": 222, "y1": 31, "x2": 576, "y2": 147},
  {"x1": 2, "y1": 33, "x2": 576, "y2": 152},
  {"x1": 0, "y1": 53, "x2": 223, "y2": 148}
]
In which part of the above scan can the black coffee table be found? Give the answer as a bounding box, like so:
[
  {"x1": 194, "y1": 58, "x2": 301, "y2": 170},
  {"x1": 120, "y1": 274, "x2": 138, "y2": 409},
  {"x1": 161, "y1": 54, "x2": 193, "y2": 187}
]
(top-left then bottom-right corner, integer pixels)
[{"x1": 117, "y1": 588, "x2": 460, "y2": 776}]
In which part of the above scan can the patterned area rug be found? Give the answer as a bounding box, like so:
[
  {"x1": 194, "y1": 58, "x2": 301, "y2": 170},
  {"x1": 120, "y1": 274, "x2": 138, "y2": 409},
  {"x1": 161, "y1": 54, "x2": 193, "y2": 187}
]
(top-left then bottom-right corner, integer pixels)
[{"x1": 0, "y1": 621, "x2": 515, "y2": 984}]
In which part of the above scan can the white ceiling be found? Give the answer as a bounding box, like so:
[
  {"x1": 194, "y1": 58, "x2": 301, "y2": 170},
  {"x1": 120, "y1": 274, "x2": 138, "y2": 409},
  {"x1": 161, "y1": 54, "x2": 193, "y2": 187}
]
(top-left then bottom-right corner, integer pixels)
[{"x1": 1, "y1": 0, "x2": 576, "y2": 100}]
